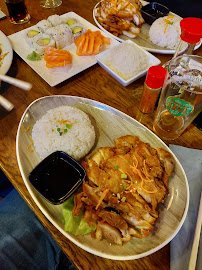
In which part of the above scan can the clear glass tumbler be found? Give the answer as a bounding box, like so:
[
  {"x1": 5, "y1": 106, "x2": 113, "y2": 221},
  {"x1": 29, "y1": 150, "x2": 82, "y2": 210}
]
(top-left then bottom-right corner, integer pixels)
[
  {"x1": 153, "y1": 55, "x2": 202, "y2": 140},
  {"x1": 40, "y1": 0, "x2": 62, "y2": 8}
]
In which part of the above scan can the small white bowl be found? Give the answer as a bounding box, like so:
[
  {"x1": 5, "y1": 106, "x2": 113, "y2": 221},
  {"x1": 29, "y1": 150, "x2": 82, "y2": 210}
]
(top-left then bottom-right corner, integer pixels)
[{"x1": 96, "y1": 40, "x2": 161, "y2": 86}]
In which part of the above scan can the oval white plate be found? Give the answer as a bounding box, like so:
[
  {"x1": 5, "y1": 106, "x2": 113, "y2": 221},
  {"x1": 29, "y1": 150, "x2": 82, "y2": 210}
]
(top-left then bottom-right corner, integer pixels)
[
  {"x1": 16, "y1": 95, "x2": 189, "y2": 260},
  {"x1": 93, "y1": 1, "x2": 201, "y2": 54},
  {"x1": 0, "y1": 30, "x2": 13, "y2": 75}
]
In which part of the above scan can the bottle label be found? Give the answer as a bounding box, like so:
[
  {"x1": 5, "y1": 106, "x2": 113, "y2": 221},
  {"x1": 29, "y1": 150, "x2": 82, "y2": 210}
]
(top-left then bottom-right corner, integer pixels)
[{"x1": 166, "y1": 97, "x2": 194, "y2": 116}]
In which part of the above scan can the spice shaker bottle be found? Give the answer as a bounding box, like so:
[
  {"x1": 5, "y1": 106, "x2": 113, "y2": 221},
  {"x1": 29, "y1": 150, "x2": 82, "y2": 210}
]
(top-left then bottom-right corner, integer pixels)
[{"x1": 139, "y1": 66, "x2": 167, "y2": 114}]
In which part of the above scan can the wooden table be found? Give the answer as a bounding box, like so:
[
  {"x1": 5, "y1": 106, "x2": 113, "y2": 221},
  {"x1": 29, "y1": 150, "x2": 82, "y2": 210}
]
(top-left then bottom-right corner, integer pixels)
[{"x1": 0, "y1": 0, "x2": 201, "y2": 269}]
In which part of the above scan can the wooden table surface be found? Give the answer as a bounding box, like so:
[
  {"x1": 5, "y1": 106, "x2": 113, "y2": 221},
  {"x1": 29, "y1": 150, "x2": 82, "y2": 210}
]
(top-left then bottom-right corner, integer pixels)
[{"x1": 0, "y1": 0, "x2": 201, "y2": 269}]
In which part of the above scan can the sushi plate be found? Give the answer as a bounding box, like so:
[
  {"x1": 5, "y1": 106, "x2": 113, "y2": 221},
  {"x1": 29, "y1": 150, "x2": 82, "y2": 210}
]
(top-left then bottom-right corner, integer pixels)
[
  {"x1": 8, "y1": 12, "x2": 119, "y2": 87},
  {"x1": 0, "y1": 30, "x2": 13, "y2": 75},
  {"x1": 93, "y1": 1, "x2": 201, "y2": 54}
]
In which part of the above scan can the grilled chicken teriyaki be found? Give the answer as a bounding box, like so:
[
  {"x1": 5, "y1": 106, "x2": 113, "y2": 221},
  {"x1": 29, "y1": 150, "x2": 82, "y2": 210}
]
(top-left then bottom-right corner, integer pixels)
[{"x1": 73, "y1": 135, "x2": 174, "y2": 245}]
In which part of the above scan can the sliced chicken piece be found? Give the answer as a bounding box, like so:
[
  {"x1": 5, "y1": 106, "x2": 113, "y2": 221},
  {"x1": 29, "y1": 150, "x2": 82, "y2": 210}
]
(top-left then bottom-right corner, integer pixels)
[
  {"x1": 156, "y1": 148, "x2": 175, "y2": 188},
  {"x1": 122, "y1": 30, "x2": 138, "y2": 38},
  {"x1": 128, "y1": 227, "x2": 145, "y2": 238},
  {"x1": 82, "y1": 159, "x2": 125, "y2": 194},
  {"x1": 95, "y1": 226, "x2": 103, "y2": 241},
  {"x1": 113, "y1": 145, "x2": 131, "y2": 155},
  {"x1": 133, "y1": 13, "x2": 140, "y2": 26},
  {"x1": 97, "y1": 209, "x2": 128, "y2": 230},
  {"x1": 82, "y1": 182, "x2": 107, "y2": 208},
  {"x1": 116, "y1": 10, "x2": 133, "y2": 19},
  {"x1": 90, "y1": 147, "x2": 115, "y2": 166},
  {"x1": 129, "y1": 25, "x2": 141, "y2": 34},
  {"x1": 133, "y1": 11, "x2": 144, "y2": 26},
  {"x1": 125, "y1": 192, "x2": 156, "y2": 224},
  {"x1": 83, "y1": 206, "x2": 99, "y2": 228},
  {"x1": 156, "y1": 148, "x2": 175, "y2": 177},
  {"x1": 120, "y1": 229, "x2": 132, "y2": 242},
  {"x1": 98, "y1": 147, "x2": 115, "y2": 161},
  {"x1": 72, "y1": 192, "x2": 84, "y2": 216},
  {"x1": 98, "y1": 221, "x2": 122, "y2": 245},
  {"x1": 114, "y1": 135, "x2": 140, "y2": 149},
  {"x1": 122, "y1": 212, "x2": 153, "y2": 231},
  {"x1": 121, "y1": 226, "x2": 150, "y2": 239},
  {"x1": 90, "y1": 151, "x2": 104, "y2": 166}
]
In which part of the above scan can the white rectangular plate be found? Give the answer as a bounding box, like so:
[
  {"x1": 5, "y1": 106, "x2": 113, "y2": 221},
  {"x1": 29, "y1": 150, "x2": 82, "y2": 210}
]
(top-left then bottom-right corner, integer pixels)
[{"x1": 8, "y1": 12, "x2": 119, "y2": 87}]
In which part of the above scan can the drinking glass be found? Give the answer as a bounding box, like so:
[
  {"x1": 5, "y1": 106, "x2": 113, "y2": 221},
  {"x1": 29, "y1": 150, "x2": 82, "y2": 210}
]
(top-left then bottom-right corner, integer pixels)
[
  {"x1": 40, "y1": 0, "x2": 62, "y2": 8},
  {"x1": 4, "y1": 0, "x2": 31, "y2": 24},
  {"x1": 153, "y1": 55, "x2": 202, "y2": 140}
]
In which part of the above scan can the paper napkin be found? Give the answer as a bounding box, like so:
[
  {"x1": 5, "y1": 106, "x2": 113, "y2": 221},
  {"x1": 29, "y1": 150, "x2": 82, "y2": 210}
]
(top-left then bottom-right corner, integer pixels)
[{"x1": 169, "y1": 145, "x2": 202, "y2": 270}]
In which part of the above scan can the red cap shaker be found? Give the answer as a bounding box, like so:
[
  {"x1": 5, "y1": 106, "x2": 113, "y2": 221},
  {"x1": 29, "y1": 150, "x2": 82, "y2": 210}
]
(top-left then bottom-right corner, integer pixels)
[
  {"x1": 145, "y1": 66, "x2": 167, "y2": 89},
  {"x1": 139, "y1": 66, "x2": 167, "y2": 113}
]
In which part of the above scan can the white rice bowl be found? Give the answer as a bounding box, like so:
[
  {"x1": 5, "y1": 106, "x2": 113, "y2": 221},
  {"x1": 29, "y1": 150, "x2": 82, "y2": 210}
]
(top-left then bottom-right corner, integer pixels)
[
  {"x1": 32, "y1": 106, "x2": 96, "y2": 160},
  {"x1": 101, "y1": 42, "x2": 149, "y2": 81},
  {"x1": 149, "y1": 15, "x2": 182, "y2": 49}
]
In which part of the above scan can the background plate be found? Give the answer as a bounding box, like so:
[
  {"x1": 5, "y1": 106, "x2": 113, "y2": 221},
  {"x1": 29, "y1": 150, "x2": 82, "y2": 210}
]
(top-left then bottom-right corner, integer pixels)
[
  {"x1": 0, "y1": 30, "x2": 13, "y2": 75},
  {"x1": 8, "y1": 12, "x2": 119, "y2": 87},
  {"x1": 16, "y1": 95, "x2": 189, "y2": 260},
  {"x1": 93, "y1": 1, "x2": 201, "y2": 54}
]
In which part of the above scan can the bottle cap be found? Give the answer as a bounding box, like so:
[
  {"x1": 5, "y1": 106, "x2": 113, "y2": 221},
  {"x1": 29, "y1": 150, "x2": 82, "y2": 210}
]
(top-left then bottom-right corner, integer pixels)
[
  {"x1": 180, "y1": 17, "x2": 202, "y2": 44},
  {"x1": 145, "y1": 66, "x2": 167, "y2": 89}
]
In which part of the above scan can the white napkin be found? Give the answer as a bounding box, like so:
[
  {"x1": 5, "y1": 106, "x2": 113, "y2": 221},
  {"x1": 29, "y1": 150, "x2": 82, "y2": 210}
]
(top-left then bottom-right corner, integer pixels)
[{"x1": 169, "y1": 145, "x2": 202, "y2": 270}]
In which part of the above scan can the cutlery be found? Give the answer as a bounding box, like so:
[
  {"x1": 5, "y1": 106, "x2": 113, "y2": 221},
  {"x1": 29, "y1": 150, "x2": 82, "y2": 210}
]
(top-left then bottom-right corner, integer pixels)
[
  {"x1": 0, "y1": 74, "x2": 32, "y2": 91},
  {"x1": 188, "y1": 192, "x2": 202, "y2": 270},
  {"x1": 0, "y1": 94, "x2": 14, "y2": 111}
]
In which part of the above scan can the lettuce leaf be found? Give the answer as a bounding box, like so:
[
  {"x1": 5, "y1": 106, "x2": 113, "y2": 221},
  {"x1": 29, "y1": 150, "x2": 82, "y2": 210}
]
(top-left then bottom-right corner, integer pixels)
[{"x1": 62, "y1": 195, "x2": 96, "y2": 235}]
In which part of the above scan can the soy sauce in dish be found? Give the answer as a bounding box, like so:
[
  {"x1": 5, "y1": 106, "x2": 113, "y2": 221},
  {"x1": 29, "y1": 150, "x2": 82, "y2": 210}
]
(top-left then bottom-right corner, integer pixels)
[
  {"x1": 146, "y1": 8, "x2": 165, "y2": 18},
  {"x1": 29, "y1": 151, "x2": 85, "y2": 204}
]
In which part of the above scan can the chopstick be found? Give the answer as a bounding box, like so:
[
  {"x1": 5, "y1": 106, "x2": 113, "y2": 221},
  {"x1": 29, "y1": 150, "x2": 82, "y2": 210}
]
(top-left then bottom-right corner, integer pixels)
[
  {"x1": 0, "y1": 95, "x2": 14, "y2": 111},
  {"x1": 0, "y1": 74, "x2": 32, "y2": 91},
  {"x1": 188, "y1": 192, "x2": 202, "y2": 270}
]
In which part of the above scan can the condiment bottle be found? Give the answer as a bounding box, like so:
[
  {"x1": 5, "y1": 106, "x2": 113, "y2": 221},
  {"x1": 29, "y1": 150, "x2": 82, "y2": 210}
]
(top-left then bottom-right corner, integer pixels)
[
  {"x1": 163, "y1": 17, "x2": 202, "y2": 70},
  {"x1": 139, "y1": 66, "x2": 167, "y2": 114},
  {"x1": 174, "y1": 17, "x2": 202, "y2": 58}
]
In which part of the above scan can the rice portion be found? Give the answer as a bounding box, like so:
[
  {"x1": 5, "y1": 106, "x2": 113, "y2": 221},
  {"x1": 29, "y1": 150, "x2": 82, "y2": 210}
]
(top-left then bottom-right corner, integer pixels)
[
  {"x1": 32, "y1": 106, "x2": 95, "y2": 160},
  {"x1": 101, "y1": 42, "x2": 149, "y2": 81},
  {"x1": 149, "y1": 16, "x2": 182, "y2": 49}
]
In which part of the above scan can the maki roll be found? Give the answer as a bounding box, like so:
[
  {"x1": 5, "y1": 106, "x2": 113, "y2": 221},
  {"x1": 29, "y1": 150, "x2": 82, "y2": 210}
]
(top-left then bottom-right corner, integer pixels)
[
  {"x1": 46, "y1": 24, "x2": 73, "y2": 49},
  {"x1": 36, "y1": 19, "x2": 52, "y2": 32},
  {"x1": 47, "y1": 15, "x2": 63, "y2": 27},
  {"x1": 62, "y1": 16, "x2": 78, "y2": 27},
  {"x1": 33, "y1": 33, "x2": 56, "y2": 55},
  {"x1": 70, "y1": 23, "x2": 86, "y2": 39},
  {"x1": 25, "y1": 26, "x2": 42, "y2": 47}
]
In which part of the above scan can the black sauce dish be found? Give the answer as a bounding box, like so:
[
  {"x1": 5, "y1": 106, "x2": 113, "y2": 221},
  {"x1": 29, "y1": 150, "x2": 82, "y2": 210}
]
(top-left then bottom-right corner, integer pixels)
[
  {"x1": 141, "y1": 2, "x2": 169, "y2": 25},
  {"x1": 28, "y1": 151, "x2": 86, "y2": 205}
]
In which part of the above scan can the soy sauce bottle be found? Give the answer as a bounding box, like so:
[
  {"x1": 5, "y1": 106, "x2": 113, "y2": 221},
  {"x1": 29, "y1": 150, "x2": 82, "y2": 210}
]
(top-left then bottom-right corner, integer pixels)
[{"x1": 163, "y1": 17, "x2": 202, "y2": 70}]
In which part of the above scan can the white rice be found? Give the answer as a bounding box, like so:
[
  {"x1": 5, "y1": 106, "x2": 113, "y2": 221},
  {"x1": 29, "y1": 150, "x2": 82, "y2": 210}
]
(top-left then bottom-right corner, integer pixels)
[
  {"x1": 101, "y1": 42, "x2": 149, "y2": 81},
  {"x1": 149, "y1": 15, "x2": 182, "y2": 49},
  {"x1": 32, "y1": 106, "x2": 96, "y2": 160}
]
